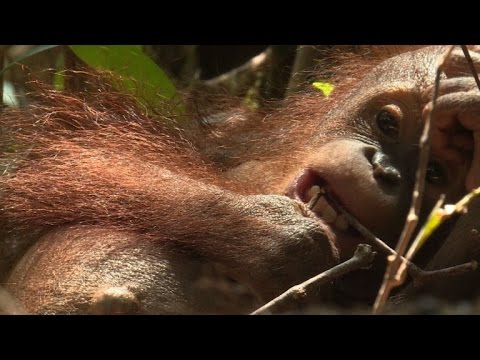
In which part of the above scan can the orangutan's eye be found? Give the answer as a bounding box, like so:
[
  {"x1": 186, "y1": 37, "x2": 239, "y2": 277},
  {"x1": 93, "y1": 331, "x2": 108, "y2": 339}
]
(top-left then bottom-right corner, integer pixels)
[{"x1": 376, "y1": 109, "x2": 399, "y2": 140}]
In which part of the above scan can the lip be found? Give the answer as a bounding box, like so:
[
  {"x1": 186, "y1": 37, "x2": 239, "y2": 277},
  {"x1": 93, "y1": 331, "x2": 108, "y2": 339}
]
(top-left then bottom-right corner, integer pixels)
[
  {"x1": 288, "y1": 169, "x2": 352, "y2": 211},
  {"x1": 287, "y1": 168, "x2": 383, "y2": 302},
  {"x1": 287, "y1": 168, "x2": 362, "y2": 241},
  {"x1": 288, "y1": 168, "x2": 326, "y2": 202}
]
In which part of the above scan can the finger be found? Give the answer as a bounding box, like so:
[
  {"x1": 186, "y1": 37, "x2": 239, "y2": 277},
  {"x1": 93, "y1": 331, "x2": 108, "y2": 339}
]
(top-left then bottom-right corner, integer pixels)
[
  {"x1": 452, "y1": 131, "x2": 474, "y2": 152},
  {"x1": 469, "y1": 45, "x2": 480, "y2": 53},
  {"x1": 430, "y1": 126, "x2": 465, "y2": 164},
  {"x1": 427, "y1": 91, "x2": 480, "y2": 191},
  {"x1": 421, "y1": 77, "x2": 479, "y2": 103},
  {"x1": 443, "y1": 48, "x2": 480, "y2": 78},
  {"x1": 431, "y1": 92, "x2": 480, "y2": 132}
]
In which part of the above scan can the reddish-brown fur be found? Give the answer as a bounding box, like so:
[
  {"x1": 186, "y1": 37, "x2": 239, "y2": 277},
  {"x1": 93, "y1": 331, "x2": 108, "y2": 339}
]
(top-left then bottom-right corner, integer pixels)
[
  {"x1": 0, "y1": 66, "x2": 368, "y2": 268},
  {"x1": 1, "y1": 46, "x2": 479, "y2": 314}
]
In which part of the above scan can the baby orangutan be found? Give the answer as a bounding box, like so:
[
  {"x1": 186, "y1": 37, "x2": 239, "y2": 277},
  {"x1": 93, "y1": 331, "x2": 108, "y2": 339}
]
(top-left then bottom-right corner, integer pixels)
[{"x1": 1, "y1": 45, "x2": 480, "y2": 314}]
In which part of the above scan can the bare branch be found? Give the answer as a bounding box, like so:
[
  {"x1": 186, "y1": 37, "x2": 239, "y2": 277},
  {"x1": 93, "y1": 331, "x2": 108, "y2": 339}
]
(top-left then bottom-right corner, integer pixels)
[
  {"x1": 321, "y1": 191, "x2": 477, "y2": 290},
  {"x1": 324, "y1": 193, "x2": 396, "y2": 257},
  {"x1": 409, "y1": 261, "x2": 477, "y2": 288},
  {"x1": 373, "y1": 45, "x2": 456, "y2": 314},
  {"x1": 251, "y1": 244, "x2": 376, "y2": 315},
  {"x1": 286, "y1": 45, "x2": 319, "y2": 96},
  {"x1": 261, "y1": 45, "x2": 297, "y2": 100},
  {"x1": 203, "y1": 50, "x2": 268, "y2": 90}
]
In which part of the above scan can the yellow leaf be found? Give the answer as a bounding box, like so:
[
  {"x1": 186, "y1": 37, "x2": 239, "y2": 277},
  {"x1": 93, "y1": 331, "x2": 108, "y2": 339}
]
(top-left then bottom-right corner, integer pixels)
[{"x1": 312, "y1": 82, "x2": 335, "y2": 97}]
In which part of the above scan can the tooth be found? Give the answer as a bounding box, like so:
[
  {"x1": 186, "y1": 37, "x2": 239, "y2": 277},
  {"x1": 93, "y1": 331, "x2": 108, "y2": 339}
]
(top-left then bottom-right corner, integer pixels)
[
  {"x1": 334, "y1": 214, "x2": 349, "y2": 231},
  {"x1": 312, "y1": 195, "x2": 328, "y2": 213},
  {"x1": 306, "y1": 185, "x2": 322, "y2": 202},
  {"x1": 322, "y1": 203, "x2": 337, "y2": 224}
]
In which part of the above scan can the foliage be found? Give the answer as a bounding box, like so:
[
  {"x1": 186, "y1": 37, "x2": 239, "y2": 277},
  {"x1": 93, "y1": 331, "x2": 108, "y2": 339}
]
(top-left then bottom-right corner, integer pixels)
[{"x1": 69, "y1": 45, "x2": 177, "y2": 103}]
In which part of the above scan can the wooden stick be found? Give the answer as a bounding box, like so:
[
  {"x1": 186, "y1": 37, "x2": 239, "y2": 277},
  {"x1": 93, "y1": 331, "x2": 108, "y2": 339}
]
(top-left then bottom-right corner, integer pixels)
[
  {"x1": 251, "y1": 244, "x2": 376, "y2": 315},
  {"x1": 322, "y1": 191, "x2": 477, "y2": 289},
  {"x1": 373, "y1": 45, "x2": 456, "y2": 314}
]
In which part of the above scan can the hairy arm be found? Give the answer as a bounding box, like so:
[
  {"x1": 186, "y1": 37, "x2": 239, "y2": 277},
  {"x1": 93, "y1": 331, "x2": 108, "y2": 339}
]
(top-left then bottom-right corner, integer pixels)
[{"x1": 2, "y1": 140, "x2": 338, "y2": 304}]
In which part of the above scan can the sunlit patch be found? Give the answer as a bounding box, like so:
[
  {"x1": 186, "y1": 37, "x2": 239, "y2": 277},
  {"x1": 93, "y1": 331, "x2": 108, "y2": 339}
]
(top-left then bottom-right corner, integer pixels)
[
  {"x1": 3, "y1": 81, "x2": 19, "y2": 107},
  {"x1": 312, "y1": 82, "x2": 335, "y2": 97}
]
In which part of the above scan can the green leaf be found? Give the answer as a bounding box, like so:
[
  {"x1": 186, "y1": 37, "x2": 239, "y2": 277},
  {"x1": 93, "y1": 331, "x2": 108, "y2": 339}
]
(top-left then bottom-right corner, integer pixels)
[
  {"x1": 406, "y1": 195, "x2": 450, "y2": 261},
  {"x1": 0, "y1": 45, "x2": 59, "y2": 76},
  {"x1": 416, "y1": 207, "x2": 445, "y2": 249},
  {"x1": 312, "y1": 82, "x2": 335, "y2": 97},
  {"x1": 406, "y1": 186, "x2": 480, "y2": 260},
  {"x1": 69, "y1": 45, "x2": 177, "y2": 103}
]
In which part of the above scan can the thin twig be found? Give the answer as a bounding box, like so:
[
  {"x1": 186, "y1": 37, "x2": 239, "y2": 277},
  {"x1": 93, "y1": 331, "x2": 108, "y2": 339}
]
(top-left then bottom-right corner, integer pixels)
[
  {"x1": 320, "y1": 191, "x2": 477, "y2": 288},
  {"x1": 286, "y1": 45, "x2": 319, "y2": 96},
  {"x1": 408, "y1": 260, "x2": 477, "y2": 288},
  {"x1": 290, "y1": 186, "x2": 476, "y2": 314},
  {"x1": 203, "y1": 51, "x2": 268, "y2": 88},
  {"x1": 250, "y1": 244, "x2": 376, "y2": 315},
  {"x1": 372, "y1": 45, "x2": 456, "y2": 314},
  {"x1": 461, "y1": 45, "x2": 480, "y2": 91},
  {"x1": 261, "y1": 45, "x2": 297, "y2": 100},
  {"x1": 307, "y1": 187, "x2": 324, "y2": 209},
  {"x1": 324, "y1": 193, "x2": 396, "y2": 257}
]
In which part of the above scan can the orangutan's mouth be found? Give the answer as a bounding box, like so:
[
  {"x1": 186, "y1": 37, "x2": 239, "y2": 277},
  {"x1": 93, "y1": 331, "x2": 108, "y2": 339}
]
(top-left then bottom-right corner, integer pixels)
[
  {"x1": 287, "y1": 168, "x2": 386, "y2": 304},
  {"x1": 288, "y1": 168, "x2": 362, "y2": 239}
]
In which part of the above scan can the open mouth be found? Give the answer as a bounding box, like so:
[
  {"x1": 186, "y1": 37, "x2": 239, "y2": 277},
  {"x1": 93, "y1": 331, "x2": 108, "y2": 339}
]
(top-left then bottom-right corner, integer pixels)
[
  {"x1": 288, "y1": 168, "x2": 361, "y2": 240},
  {"x1": 287, "y1": 168, "x2": 383, "y2": 304}
]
